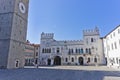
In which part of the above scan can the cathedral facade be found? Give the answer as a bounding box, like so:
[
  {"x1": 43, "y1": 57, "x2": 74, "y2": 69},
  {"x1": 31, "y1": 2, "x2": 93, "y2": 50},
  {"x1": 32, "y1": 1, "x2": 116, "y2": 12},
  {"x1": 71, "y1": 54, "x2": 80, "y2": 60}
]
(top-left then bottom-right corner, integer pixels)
[{"x1": 39, "y1": 27, "x2": 105, "y2": 66}]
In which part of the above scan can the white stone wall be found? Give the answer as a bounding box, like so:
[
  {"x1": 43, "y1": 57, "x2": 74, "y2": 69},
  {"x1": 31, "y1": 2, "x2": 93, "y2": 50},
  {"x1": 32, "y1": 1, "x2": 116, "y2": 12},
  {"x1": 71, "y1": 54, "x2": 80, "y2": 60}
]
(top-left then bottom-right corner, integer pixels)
[
  {"x1": 39, "y1": 28, "x2": 105, "y2": 66},
  {"x1": 103, "y1": 25, "x2": 120, "y2": 68}
]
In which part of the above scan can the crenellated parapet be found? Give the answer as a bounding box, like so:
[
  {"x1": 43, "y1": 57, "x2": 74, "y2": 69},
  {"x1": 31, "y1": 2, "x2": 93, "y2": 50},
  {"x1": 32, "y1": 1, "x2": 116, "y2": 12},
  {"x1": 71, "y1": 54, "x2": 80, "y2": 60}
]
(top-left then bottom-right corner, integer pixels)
[
  {"x1": 83, "y1": 27, "x2": 99, "y2": 36},
  {"x1": 58, "y1": 40, "x2": 82, "y2": 42},
  {"x1": 41, "y1": 32, "x2": 54, "y2": 40},
  {"x1": 56, "y1": 40, "x2": 84, "y2": 45}
]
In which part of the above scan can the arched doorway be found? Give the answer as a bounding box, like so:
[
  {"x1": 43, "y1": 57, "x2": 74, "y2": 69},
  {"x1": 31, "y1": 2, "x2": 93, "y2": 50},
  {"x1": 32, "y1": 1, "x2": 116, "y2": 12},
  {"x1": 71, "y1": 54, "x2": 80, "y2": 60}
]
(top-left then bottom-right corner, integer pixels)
[
  {"x1": 47, "y1": 59, "x2": 51, "y2": 65},
  {"x1": 54, "y1": 56, "x2": 61, "y2": 65},
  {"x1": 78, "y1": 57, "x2": 84, "y2": 65},
  {"x1": 15, "y1": 60, "x2": 19, "y2": 68}
]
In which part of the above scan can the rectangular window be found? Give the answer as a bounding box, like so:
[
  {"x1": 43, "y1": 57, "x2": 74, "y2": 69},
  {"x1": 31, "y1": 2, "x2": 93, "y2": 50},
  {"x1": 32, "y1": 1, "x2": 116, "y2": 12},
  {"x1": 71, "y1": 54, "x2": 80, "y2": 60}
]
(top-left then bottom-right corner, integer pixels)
[
  {"x1": 91, "y1": 38, "x2": 94, "y2": 42},
  {"x1": 111, "y1": 35, "x2": 112, "y2": 38},
  {"x1": 75, "y1": 49, "x2": 77, "y2": 53},
  {"x1": 116, "y1": 58, "x2": 119, "y2": 64},
  {"x1": 57, "y1": 48, "x2": 60, "y2": 53},
  {"x1": 65, "y1": 58, "x2": 68, "y2": 62},
  {"x1": 81, "y1": 48, "x2": 84, "y2": 53},
  {"x1": 68, "y1": 49, "x2": 71, "y2": 54},
  {"x1": 36, "y1": 52, "x2": 38, "y2": 56},
  {"x1": 89, "y1": 48, "x2": 91, "y2": 54},
  {"x1": 114, "y1": 42, "x2": 117, "y2": 49},
  {"x1": 111, "y1": 43, "x2": 114, "y2": 50},
  {"x1": 107, "y1": 45, "x2": 110, "y2": 51},
  {"x1": 113, "y1": 58, "x2": 115, "y2": 63},
  {"x1": 86, "y1": 38, "x2": 88, "y2": 44},
  {"x1": 119, "y1": 40, "x2": 120, "y2": 45},
  {"x1": 86, "y1": 48, "x2": 88, "y2": 53},
  {"x1": 113, "y1": 32, "x2": 115, "y2": 37},
  {"x1": 71, "y1": 58, "x2": 74, "y2": 62},
  {"x1": 118, "y1": 29, "x2": 120, "y2": 34}
]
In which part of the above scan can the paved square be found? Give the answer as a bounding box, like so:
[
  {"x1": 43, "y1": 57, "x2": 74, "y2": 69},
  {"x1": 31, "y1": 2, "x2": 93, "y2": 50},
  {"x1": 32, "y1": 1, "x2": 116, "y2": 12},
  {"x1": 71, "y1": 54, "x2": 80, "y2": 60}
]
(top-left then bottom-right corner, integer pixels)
[{"x1": 0, "y1": 66, "x2": 120, "y2": 80}]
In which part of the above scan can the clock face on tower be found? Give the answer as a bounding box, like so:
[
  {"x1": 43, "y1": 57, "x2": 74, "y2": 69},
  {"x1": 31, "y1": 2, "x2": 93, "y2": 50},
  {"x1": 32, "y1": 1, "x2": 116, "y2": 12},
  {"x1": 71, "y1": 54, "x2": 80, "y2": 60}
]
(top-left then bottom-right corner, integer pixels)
[{"x1": 19, "y1": 2, "x2": 26, "y2": 13}]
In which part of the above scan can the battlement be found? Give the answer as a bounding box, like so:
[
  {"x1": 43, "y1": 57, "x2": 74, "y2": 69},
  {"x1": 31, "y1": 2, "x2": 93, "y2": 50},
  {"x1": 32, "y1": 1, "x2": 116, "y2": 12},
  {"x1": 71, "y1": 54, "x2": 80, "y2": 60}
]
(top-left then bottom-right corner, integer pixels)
[
  {"x1": 56, "y1": 40, "x2": 84, "y2": 45},
  {"x1": 50, "y1": 40, "x2": 84, "y2": 46},
  {"x1": 58, "y1": 40, "x2": 83, "y2": 42},
  {"x1": 41, "y1": 32, "x2": 54, "y2": 40},
  {"x1": 83, "y1": 27, "x2": 99, "y2": 36}
]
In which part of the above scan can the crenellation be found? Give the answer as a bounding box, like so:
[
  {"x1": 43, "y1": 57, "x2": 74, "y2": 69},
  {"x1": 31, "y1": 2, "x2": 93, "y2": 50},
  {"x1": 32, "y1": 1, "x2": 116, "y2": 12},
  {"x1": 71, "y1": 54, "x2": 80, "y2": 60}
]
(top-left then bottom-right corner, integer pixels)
[
  {"x1": 41, "y1": 32, "x2": 54, "y2": 40},
  {"x1": 83, "y1": 27, "x2": 99, "y2": 36}
]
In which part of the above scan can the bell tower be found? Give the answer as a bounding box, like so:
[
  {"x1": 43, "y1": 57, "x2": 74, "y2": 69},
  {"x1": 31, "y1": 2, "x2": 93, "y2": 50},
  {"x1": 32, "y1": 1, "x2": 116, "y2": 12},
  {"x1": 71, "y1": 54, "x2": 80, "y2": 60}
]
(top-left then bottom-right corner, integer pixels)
[{"x1": 0, "y1": 0, "x2": 29, "y2": 69}]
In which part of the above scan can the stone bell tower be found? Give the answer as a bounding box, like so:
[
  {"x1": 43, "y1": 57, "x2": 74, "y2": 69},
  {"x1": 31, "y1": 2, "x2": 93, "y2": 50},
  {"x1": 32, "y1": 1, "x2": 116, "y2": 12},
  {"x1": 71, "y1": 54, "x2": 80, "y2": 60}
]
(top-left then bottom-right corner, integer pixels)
[{"x1": 0, "y1": 0, "x2": 29, "y2": 69}]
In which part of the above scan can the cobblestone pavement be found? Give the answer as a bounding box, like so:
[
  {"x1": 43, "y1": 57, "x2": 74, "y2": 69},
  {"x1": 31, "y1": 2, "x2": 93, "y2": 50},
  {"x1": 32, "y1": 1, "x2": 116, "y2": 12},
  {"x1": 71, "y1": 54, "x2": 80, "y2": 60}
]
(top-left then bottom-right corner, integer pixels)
[
  {"x1": 0, "y1": 66, "x2": 120, "y2": 80},
  {"x1": 38, "y1": 65, "x2": 120, "y2": 71}
]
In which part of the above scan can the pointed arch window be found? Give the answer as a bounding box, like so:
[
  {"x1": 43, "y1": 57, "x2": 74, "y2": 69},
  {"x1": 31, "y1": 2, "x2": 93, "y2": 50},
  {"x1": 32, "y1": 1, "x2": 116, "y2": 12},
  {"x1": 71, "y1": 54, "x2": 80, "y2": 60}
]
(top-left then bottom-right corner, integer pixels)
[
  {"x1": 71, "y1": 57, "x2": 74, "y2": 62},
  {"x1": 86, "y1": 48, "x2": 88, "y2": 53},
  {"x1": 89, "y1": 48, "x2": 91, "y2": 54},
  {"x1": 65, "y1": 58, "x2": 68, "y2": 62},
  {"x1": 81, "y1": 48, "x2": 84, "y2": 53},
  {"x1": 42, "y1": 48, "x2": 45, "y2": 53},
  {"x1": 94, "y1": 57, "x2": 97, "y2": 62}
]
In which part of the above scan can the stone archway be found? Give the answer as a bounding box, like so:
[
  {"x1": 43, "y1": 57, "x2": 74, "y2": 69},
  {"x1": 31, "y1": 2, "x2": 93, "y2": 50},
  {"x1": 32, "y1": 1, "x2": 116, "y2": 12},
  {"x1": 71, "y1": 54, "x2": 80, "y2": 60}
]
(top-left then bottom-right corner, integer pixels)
[
  {"x1": 54, "y1": 56, "x2": 61, "y2": 65},
  {"x1": 47, "y1": 59, "x2": 51, "y2": 65},
  {"x1": 78, "y1": 57, "x2": 84, "y2": 65}
]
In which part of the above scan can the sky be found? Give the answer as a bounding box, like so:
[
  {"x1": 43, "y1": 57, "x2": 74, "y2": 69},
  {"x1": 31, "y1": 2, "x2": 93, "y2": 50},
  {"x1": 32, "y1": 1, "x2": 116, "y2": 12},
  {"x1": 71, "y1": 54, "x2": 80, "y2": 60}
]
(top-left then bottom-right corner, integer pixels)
[{"x1": 27, "y1": 0, "x2": 120, "y2": 44}]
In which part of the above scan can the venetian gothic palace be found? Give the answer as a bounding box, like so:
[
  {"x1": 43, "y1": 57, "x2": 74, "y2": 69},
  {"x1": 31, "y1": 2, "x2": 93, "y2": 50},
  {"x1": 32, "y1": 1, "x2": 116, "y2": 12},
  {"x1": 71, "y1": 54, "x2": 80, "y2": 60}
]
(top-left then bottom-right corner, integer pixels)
[
  {"x1": 1, "y1": 0, "x2": 120, "y2": 69},
  {"x1": 39, "y1": 27, "x2": 106, "y2": 66}
]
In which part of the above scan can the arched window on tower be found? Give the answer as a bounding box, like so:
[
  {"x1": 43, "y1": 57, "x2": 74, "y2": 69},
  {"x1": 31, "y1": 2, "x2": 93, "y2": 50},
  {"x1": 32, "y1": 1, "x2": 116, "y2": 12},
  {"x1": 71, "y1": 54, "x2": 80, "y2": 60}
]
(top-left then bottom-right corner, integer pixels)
[{"x1": 91, "y1": 38, "x2": 94, "y2": 42}]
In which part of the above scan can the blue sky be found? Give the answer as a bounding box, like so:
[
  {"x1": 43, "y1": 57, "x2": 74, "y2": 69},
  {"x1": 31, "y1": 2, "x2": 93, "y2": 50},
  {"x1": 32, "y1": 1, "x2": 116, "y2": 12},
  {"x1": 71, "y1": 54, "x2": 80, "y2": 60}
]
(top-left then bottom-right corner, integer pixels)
[{"x1": 27, "y1": 0, "x2": 120, "y2": 43}]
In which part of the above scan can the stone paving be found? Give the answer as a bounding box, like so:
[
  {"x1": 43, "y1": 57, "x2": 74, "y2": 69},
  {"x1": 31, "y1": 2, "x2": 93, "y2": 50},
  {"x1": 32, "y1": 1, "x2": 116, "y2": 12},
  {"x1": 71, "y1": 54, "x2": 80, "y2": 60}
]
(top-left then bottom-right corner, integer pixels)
[
  {"x1": 0, "y1": 66, "x2": 120, "y2": 80},
  {"x1": 38, "y1": 65, "x2": 120, "y2": 71}
]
